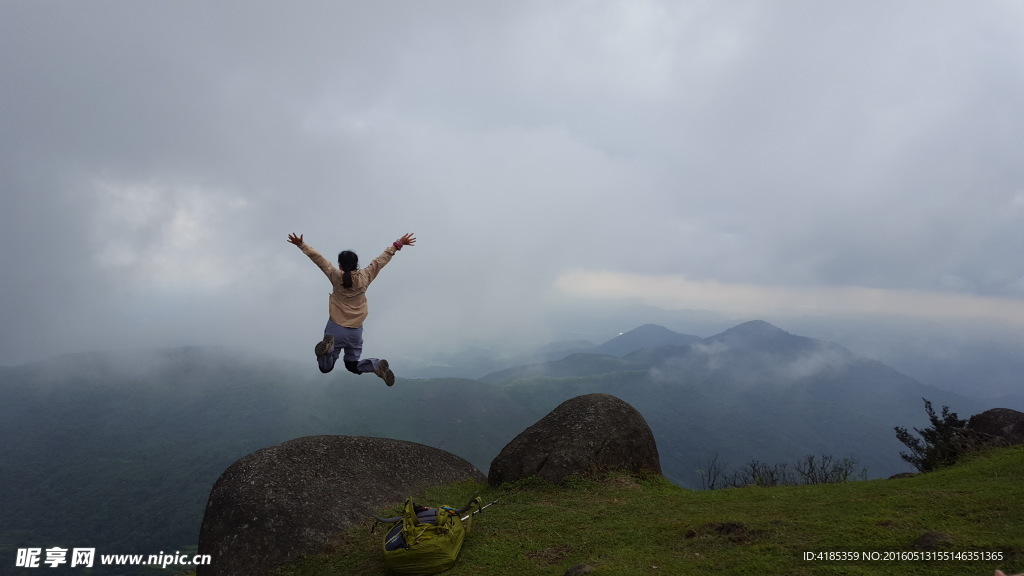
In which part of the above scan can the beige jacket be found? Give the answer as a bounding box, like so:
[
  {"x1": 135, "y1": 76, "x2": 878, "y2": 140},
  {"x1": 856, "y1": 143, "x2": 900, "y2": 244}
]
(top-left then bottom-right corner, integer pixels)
[{"x1": 300, "y1": 243, "x2": 399, "y2": 328}]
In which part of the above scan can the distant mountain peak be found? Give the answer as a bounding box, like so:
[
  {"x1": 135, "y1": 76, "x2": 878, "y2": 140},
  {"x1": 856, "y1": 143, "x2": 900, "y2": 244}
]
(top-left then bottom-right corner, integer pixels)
[
  {"x1": 594, "y1": 324, "x2": 702, "y2": 357},
  {"x1": 722, "y1": 320, "x2": 787, "y2": 337},
  {"x1": 624, "y1": 324, "x2": 681, "y2": 336},
  {"x1": 707, "y1": 320, "x2": 809, "y2": 352}
]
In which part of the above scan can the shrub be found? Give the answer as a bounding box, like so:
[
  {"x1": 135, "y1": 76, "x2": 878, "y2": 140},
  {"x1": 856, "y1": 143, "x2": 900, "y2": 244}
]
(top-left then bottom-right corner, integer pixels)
[
  {"x1": 894, "y1": 398, "x2": 994, "y2": 473},
  {"x1": 698, "y1": 453, "x2": 865, "y2": 489}
]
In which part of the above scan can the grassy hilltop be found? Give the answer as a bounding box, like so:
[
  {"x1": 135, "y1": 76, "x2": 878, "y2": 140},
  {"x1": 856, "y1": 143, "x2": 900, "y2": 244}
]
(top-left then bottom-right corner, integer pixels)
[{"x1": 266, "y1": 445, "x2": 1023, "y2": 576}]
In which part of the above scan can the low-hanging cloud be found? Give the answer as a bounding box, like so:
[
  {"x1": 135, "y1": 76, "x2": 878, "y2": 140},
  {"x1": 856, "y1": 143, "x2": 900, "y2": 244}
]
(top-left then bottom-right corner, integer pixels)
[
  {"x1": 648, "y1": 336, "x2": 852, "y2": 387},
  {"x1": 556, "y1": 270, "x2": 1024, "y2": 326}
]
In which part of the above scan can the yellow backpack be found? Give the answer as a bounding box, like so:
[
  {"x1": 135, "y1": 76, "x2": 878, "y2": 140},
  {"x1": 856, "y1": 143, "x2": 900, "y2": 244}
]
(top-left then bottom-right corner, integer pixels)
[{"x1": 376, "y1": 496, "x2": 490, "y2": 575}]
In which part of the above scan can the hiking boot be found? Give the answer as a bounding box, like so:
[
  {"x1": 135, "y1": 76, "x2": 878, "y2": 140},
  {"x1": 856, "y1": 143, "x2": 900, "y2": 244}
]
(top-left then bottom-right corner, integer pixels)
[
  {"x1": 314, "y1": 334, "x2": 335, "y2": 357},
  {"x1": 375, "y1": 359, "x2": 395, "y2": 387}
]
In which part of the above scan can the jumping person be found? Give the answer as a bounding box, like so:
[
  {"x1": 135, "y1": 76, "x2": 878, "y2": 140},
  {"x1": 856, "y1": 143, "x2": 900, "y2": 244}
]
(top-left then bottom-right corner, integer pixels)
[{"x1": 287, "y1": 232, "x2": 416, "y2": 385}]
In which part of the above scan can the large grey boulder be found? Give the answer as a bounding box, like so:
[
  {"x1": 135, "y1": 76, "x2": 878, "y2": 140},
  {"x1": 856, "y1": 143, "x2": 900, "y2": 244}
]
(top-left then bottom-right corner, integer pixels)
[
  {"x1": 488, "y1": 393, "x2": 662, "y2": 486},
  {"x1": 197, "y1": 435, "x2": 485, "y2": 576}
]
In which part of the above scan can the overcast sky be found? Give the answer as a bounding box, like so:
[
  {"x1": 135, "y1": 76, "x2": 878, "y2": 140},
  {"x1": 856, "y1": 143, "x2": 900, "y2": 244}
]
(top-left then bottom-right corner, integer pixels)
[{"x1": 3, "y1": 1, "x2": 1024, "y2": 368}]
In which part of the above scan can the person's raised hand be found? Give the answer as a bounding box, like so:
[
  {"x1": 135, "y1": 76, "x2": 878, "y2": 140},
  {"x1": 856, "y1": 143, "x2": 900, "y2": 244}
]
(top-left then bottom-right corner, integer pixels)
[
  {"x1": 287, "y1": 233, "x2": 304, "y2": 247},
  {"x1": 398, "y1": 233, "x2": 416, "y2": 247}
]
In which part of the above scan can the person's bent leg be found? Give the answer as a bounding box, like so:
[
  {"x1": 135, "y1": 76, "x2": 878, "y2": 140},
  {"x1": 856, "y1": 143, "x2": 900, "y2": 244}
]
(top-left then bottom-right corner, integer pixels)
[
  {"x1": 338, "y1": 325, "x2": 365, "y2": 371},
  {"x1": 343, "y1": 356, "x2": 392, "y2": 385},
  {"x1": 334, "y1": 324, "x2": 394, "y2": 386},
  {"x1": 319, "y1": 348, "x2": 340, "y2": 373},
  {"x1": 317, "y1": 320, "x2": 348, "y2": 374},
  {"x1": 359, "y1": 357, "x2": 395, "y2": 386},
  {"x1": 350, "y1": 358, "x2": 377, "y2": 374},
  {"x1": 333, "y1": 324, "x2": 377, "y2": 378},
  {"x1": 314, "y1": 333, "x2": 335, "y2": 357}
]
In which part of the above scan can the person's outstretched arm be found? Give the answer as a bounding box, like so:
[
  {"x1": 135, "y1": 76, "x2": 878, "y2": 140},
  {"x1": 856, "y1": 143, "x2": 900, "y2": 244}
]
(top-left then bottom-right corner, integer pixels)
[
  {"x1": 288, "y1": 232, "x2": 336, "y2": 277},
  {"x1": 363, "y1": 233, "x2": 417, "y2": 283}
]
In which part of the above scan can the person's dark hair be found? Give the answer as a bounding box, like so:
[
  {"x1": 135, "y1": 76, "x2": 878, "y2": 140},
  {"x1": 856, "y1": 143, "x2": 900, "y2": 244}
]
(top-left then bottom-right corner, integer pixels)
[{"x1": 338, "y1": 251, "x2": 358, "y2": 288}]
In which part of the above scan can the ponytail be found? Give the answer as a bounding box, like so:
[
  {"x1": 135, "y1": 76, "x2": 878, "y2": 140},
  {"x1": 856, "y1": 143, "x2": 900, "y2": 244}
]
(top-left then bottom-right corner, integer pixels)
[{"x1": 338, "y1": 251, "x2": 359, "y2": 289}]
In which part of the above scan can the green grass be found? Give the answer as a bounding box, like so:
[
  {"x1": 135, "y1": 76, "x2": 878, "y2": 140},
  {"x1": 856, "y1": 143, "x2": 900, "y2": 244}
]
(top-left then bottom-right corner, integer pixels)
[{"x1": 264, "y1": 446, "x2": 1024, "y2": 576}]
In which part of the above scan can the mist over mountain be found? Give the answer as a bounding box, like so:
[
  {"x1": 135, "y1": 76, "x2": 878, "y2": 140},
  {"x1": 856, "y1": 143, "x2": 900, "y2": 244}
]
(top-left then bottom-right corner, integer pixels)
[
  {"x1": 762, "y1": 314, "x2": 1024, "y2": 410},
  {"x1": 0, "y1": 319, "x2": 997, "y2": 574},
  {"x1": 481, "y1": 321, "x2": 983, "y2": 484},
  {"x1": 399, "y1": 302, "x2": 1024, "y2": 410}
]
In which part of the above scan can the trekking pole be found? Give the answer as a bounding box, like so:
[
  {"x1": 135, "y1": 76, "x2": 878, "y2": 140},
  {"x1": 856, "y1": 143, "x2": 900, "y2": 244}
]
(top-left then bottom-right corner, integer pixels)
[{"x1": 462, "y1": 499, "x2": 498, "y2": 521}]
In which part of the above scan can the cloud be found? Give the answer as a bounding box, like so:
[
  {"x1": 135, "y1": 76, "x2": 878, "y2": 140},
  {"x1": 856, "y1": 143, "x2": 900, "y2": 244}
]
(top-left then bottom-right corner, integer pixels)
[
  {"x1": 2, "y1": 1, "x2": 1024, "y2": 370},
  {"x1": 555, "y1": 269, "x2": 1024, "y2": 325},
  {"x1": 90, "y1": 180, "x2": 251, "y2": 292},
  {"x1": 647, "y1": 336, "x2": 853, "y2": 388}
]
